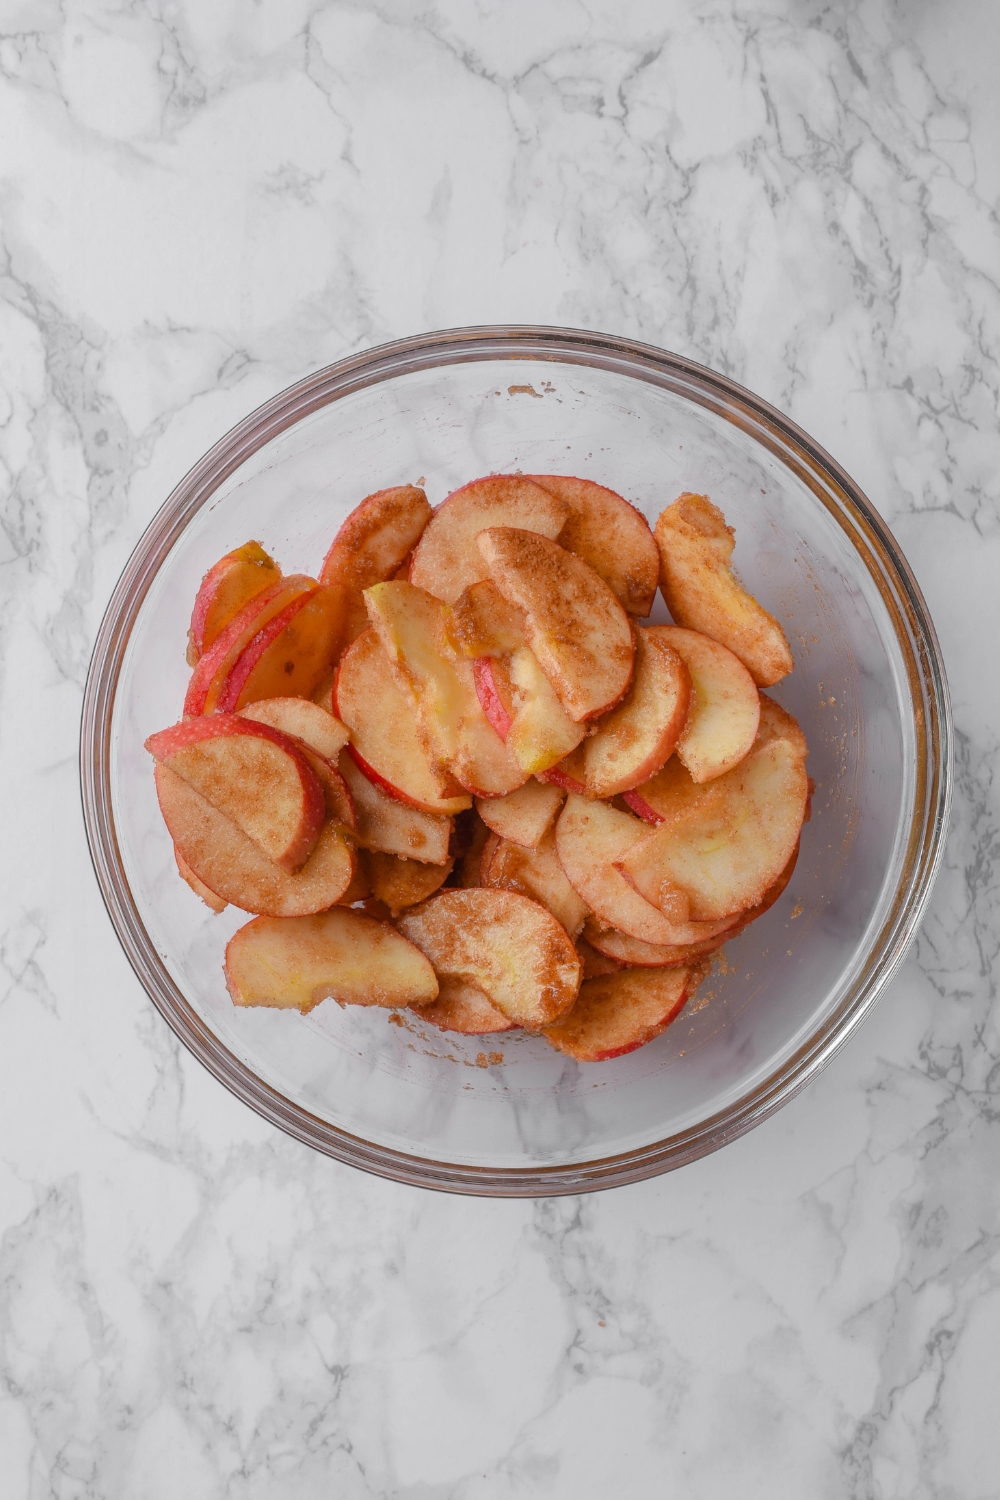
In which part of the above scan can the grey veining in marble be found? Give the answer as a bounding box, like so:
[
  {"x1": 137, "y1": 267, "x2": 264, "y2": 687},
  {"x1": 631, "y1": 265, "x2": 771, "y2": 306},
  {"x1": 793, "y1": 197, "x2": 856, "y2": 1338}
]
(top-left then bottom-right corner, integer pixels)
[{"x1": 1, "y1": 1, "x2": 997, "y2": 1495}]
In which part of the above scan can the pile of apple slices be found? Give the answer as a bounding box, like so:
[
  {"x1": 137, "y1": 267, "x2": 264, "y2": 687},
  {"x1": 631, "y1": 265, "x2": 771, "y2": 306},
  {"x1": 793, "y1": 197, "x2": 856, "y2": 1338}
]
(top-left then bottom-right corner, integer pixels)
[{"x1": 145, "y1": 475, "x2": 808, "y2": 1063}]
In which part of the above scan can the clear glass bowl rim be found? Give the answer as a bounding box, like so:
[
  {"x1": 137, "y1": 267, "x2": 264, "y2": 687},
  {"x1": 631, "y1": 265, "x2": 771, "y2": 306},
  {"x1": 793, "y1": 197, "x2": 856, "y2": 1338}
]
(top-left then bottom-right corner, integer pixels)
[{"x1": 80, "y1": 324, "x2": 952, "y2": 1197}]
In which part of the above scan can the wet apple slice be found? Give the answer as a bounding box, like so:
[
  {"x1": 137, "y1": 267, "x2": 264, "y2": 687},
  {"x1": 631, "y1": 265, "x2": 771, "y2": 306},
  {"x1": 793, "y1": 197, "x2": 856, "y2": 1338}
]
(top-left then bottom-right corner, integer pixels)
[
  {"x1": 214, "y1": 583, "x2": 347, "y2": 712},
  {"x1": 481, "y1": 829, "x2": 589, "y2": 939},
  {"x1": 156, "y1": 765, "x2": 354, "y2": 917},
  {"x1": 225, "y1": 907, "x2": 438, "y2": 1012},
  {"x1": 239, "y1": 696, "x2": 350, "y2": 764},
  {"x1": 571, "y1": 626, "x2": 691, "y2": 797},
  {"x1": 366, "y1": 850, "x2": 454, "y2": 916},
  {"x1": 655, "y1": 627, "x2": 761, "y2": 782},
  {"x1": 477, "y1": 528, "x2": 634, "y2": 721},
  {"x1": 409, "y1": 474, "x2": 568, "y2": 603},
  {"x1": 146, "y1": 714, "x2": 325, "y2": 872},
  {"x1": 654, "y1": 494, "x2": 793, "y2": 687},
  {"x1": 615, "y1": 697, "x2": 808, "y2": 922},
  {"x1": 527, "y1": 475, "x2": 659, "y2": 616},
  {"x1": 187, "y1": 540, "x2": 282, "y2": 665},
  {"x1": 542, "y1": 964, "x2": 706, "y2": 1062},
  {"x1": 419, "y1": 976, "x2": 517, "y2": 1035},
  {"x1": 397, "y1": 888, "x2": 581, "y2": 1028},
  {"x1": 339, "y1": 751, "x2": 452, "y2": 865},
  {"x1": 475, "y1": 779, "x2": 565, "y2": 849},
  {"x1": 320, "y1": 484, "x2": 432, "y2": 643},
  {"x1": 333, "y1": 629, "x2": 470, "y2": 814}
]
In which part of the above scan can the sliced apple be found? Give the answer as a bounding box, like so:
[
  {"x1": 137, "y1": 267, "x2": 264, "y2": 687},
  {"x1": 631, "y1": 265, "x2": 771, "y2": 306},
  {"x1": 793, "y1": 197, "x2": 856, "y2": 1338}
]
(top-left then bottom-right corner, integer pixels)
[
  {"x1": 582, "y1": 916, "x2": 731, "y2": 969},
  {"x1": 615, "y1": 697, "x2": 808, "y2": 921},
  {"x1": 477, "y1": 528, "x2": 634, "y2": 721},
  {"x1": 575, "y1": 936, "x2": 623, "y2": 980},
  {"x1": 456, "y1": 810, "x2": 491, "y2": 888},
  {"x1": 175, "y1": 847, "x2": 227, "y2": 913},
  {"x1": 542, "y1": 964, "x2": 705, "y2": 1062},
  {"x1": 481, "y1": 829, "x2": 589, "y2": 939},
  {"x1": 334, "y1": 629, "x2": 471, "y2": 814},
  {"x1": 239, "y1": 696, "x2": 350, "y2": 764},
  {"x1": 183, "y1": 575, "x2": 315, "y2": 716},
  {"x1": 473, "y1": 656, "x2": 513, "y2": 741},
  {"x1": 527, "y1": 475, "x2": 659, "y2": 616},
  {"x1": 187, "y1": 540, "x2": 282, "y2": 666},
  {"x1": 364, "y1": 581, "x2": 526, "y2": 797},
  {"x1": 225, "y1": 907, "x2": 438, "y2": 1012},
  {"x1": 655, "y1": 494, "x2": 793, "y2": 687},
  {"x1": 366, "y1": 850, "x2": 454, "y2": 916},
  {"x1": 419, "y1": 976, "x2": 517, "y2": 1035},
  {"x1": 475, "y1": 779, "x2": 565, "y2": 849},
  {"x1": 652, "y1": 626, "x2": 761, "y2": 782},
  {"x1": 156, "y1": 764, "x2": 354, "y2": 916},
  {"x1": 472, "y1": 654, "x2": 586, "y2": 777},
  {"x1": 409, "y1": 474, "x2": 568, "y2": 603},
  {"x1": 214, "y1": 583, "x2": 347, "y2": 712},
  {"x1": 397, "y1": 888, "x2": 581, "y2": 1028},
  {"x1": 339, "y1": 750, "x2": 452, "y2": 864},
  {"x1": 572, "y1": 626, "x2": 691, "y2": 797},
  {"x1": 320, "y1": 485, "x2": 432, "y2": 643},
  {"x1": 445, "y1": 579, "x2": 525, "y2": 658},
  {"x1": 146, "y1": 714, "x2": 325, "y2": 873},
  {"x1": 336, "y1": 851, "x2": 372, "y2": 906}
]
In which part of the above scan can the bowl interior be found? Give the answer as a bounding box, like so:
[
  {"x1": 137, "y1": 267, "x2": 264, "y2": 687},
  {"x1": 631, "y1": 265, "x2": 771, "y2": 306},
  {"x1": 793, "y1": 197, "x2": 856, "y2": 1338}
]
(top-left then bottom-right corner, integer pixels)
[{"x1": 104, "y1": 347, "x2": 925, "y2": 1186}]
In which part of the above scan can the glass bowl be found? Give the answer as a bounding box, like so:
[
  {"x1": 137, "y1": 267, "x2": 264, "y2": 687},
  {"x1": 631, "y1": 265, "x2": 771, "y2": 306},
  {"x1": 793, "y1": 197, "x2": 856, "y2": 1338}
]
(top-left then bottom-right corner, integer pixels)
[{"x1": 80, "y1": 326, "x2": 951, "y2": 1196}]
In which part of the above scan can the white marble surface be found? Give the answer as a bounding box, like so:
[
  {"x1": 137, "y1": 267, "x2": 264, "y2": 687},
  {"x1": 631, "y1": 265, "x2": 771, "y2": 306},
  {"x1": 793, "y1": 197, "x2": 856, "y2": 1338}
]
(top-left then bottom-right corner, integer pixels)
[{"x1": 1, "y1": 1, "x2": 998, "y2": 1494}]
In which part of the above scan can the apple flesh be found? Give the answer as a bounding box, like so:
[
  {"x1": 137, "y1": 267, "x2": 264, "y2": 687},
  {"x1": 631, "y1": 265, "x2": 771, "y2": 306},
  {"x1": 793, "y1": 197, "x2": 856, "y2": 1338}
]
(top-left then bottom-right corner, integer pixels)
[
  {"x1": 656, "y1": 626, "x2": 760, "y2": 782},
  {"x1": 214, "y1": 583, "x2": 347, "y2": 712},
  {"x1": 477, "y1": 527, "x2": 634, "y2": 722},
  {"x1": 654, "y1": 493, "x2": 793, "y2": 687},
  {"x1": 225, "y1": 907, "x2": 439, "y2": 1012},
  {"x1": 397, "y1": 888, "x2": 581, "y2": 1028},
  {"x1": 187, "y1": 540, "x2": 281, "y2": 666},
  {"x1": 175, "y1": 847, "x2": 227, "y2": 913},
  {"x1": 338, "y1": 750, "x2": 452, "y2": 865},
  {"x1": 481, "y1": 829, "x2": 589, "y2": 939},
  {"x1": 239, "y1": 696, "x2": 350, "y2": 764},
  {"x1": 475, "y1": 779, "x2": 565, "y2": 849},
  {"x1": 575, "y1": 937, "x2": 623, "y2": 980},
  {"x1": 408, "y1": 474, "x2": 569, "y2": 603},
  {"x1": 472, "y1": 654, "x2": 585, "y2": 776},
  {"x1": 419, "y1": 976, "x2": 517, "y2": 1035},
  {"x1": 571, "y1": 626, "x2": 692, "y2": 797},
  {"x1": 183, "y1": 575, "x2": 315, "y2": 717},
  {"x1": 366, "y1": 850, "x2": 454, "y2": 915},
  {"x1": 582, "y1": 916, "x2": 731, "y2": 969},
  {"x1": 614, "y1": 697, "x2": 809, "y2": 921},
  {"x1": 155, "y1": 764, "x2": 355, "y2": 916},
  {"x1": 527, "y1": 475, "x2": 659, "y2": 616},
  {"x1": 146, "y1": 714, "x2": 326, "y2": 873},
  {"x1": 334, "y1": 628, "x2": 471, "y2": 814},
  {"x1": 445, "y1": 579, "x2": 526, "y2": 658},
  {"x1": 320, "y1": 484, "x2": 432, "y2": 644},
  {"x1": 542, "y1": 964, "x2": 705, "y2": 1062}
]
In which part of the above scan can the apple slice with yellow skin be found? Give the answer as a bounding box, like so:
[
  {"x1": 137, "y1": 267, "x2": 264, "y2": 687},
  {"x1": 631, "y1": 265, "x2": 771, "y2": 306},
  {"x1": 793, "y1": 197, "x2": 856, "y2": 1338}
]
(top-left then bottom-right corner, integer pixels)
[
  {"x1": 187, "y1": 540, "x2": 282, "y2": 666},
  {"x1": 146, "y1": 714, "x2": 326, "y2": 873},
  {"x1": 366, "y1": 850, "x2": 454, "y2": 916},
  {"x1": 320, "y1": 485, "x2": 432, "y2": 644},
  {"x1": 419, "y1": 976, "x2": 517, "y2": 1035},
  {"x1": 239, "y1": 696, "x2": 350, "y2": 764},
  {"x1": 475, "y1": 779, "x2": 565, "y2": 849},
  {"x1": 445, "y1": 579, "x2": 526, "y2": 658},
  {"x1": 481, "y1": 829, "x2": 589, "y2": 939},
  {"x1": 542, "y1": 963, "x2": 706, "y2": 1062},
  {"x1": 225, "y1": 908, "x2": 438, "y2": 1012},
  {"x1": 334, "y1": 629, "x2": 470, "y2": 814},
  {"x1": 409, "y1": 474, "x2": 568, "y2": 603},
  {"x1": 339, "y1": 751, "x2": 452, "y2": 864},
  {"x1": 364, "y1": 581, "x2": 526, "y2": 798},
  {"x1": 184, "y1": 575, "x2": 315, "y2": 716},
  {"x1": 527, "y1": 475, "x2": 659, "y2": 616},
  {"x1": 175, "y1": 847, "x2": 227, "y2": 913},
  {"x1": 570, "y1": 626, "x2": 691, "y2": 797},
  {"x1": 156, "y1": 764, "x2": 354, "y2": 916},
  {"x1": 614, "y1": 698, "x2": 808, "y2": 922},
  {"x1": 397, "y1": 888, "x2": 581, "y2": 1028},
  {"x1": 214, "y1": 583, "x2": 347, "y2": 712},
  {"x1": 477, "y1": 528, "x2": 634, "y2": 721},
  {"x1": 655, "y1": 494, "x2": 794, "y2": 687},
  {"x1": 655, "y1": 626, "x2": 760, "y2": 782}
]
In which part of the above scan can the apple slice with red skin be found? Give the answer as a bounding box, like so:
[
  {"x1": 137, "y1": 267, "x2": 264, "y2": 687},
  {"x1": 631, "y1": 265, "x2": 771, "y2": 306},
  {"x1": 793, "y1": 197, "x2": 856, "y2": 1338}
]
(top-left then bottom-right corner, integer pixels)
[
  {"x1": 575, "y1": 937, "x2": 623, "y2": 980},
  {"x1": 653, "y1": 627, "x2": 761, "y2": 782},
  {"x1": 320, "y1": 485, "x2": 432, "y2": 644},
  {"x1": 481, "y1": 829, "x2": 589, "y2": 939},
  {"x1": 445, "y1": 579, "x2": 525, "y2": 659},
  {"x1": 569, "y1": 626, "x2": 691, "y2": 797},
  {"x1": 473, "y1": 654, "x2": 586, "y2": 776},
  {"x1": 187, "y1": 540, "x2": 282, "y2": 666},
  {"x1": 397, "y1": 888, "x2": 581, "y2": 1028},
  {"x1": 239, "y1": 696, "x2": 350, "y2": 764},
  {"x1": 475, "y1": 779, "x2": 565, "y2": 849},
  {"x1": 477, "y1": 528, "x2": 634, "y2": 722},
  {"x1": 175, "y1": 847, "x2": 227, "y2": 913},
  {"x1": 615, "y1": 697, "x2": 808, "y2": 922},
  {"x1": 339, "y1": 751, "x2": 452, "y2": 864},
  {"x1": 184, "y1": 575, "x2": 315, "y2": 716},
  {"x1": 156, "y1": 764, "x2": 354, "y2": 916},
  {"x1": 225, "y1": 907, "x2": 438, "y2": 1012},
  {"x1": 655, "y1": 494, "x2": 794, "y2": 687},
  {"x1": 419, "y1": 976, "x2": 517, "y2": 1035},
  {"x1": 214, "y1": 583, "x2": 347, "y2": 712},
  {"x1": 473, "y1": 656, "x2": 513, "y2": 740},
  {"x1": 334, "y1": 629, "x2": 471, "y2": 814},
  {"x1": 527, "y1": 475, "x2": 659, "y2": 616},
  {"x1": 408, "y1": 474, "x2": 569, "y2": 603},
  {"x1": 366, "y1": 850, "x2": 455, "y2": 916},
  {"x1": 146, "y1": 714, "x2": 326, "y2": 872},
  {"x1": 541, "y1": 963, "x2": 706, "y2": 1062}
]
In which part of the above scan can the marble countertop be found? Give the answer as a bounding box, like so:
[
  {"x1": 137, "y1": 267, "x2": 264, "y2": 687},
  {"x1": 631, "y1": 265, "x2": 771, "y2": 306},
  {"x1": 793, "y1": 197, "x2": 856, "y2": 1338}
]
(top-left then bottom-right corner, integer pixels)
[{"x1": 2, "y1": 2, "x2": 998, "y2": 1494}]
